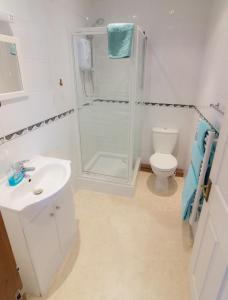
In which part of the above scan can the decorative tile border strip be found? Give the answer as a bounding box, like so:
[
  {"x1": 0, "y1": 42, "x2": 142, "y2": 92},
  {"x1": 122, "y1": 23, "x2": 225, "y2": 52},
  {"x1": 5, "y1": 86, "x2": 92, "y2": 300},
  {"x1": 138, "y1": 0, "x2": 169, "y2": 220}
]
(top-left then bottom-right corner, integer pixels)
[
  {"x1": 93, "y1": 99, "x2": 195, "y2": 108},
  {"x1": 80, "y1": 99, "x2": 219, "y2": 133},
  {"x1": 91, "y1": 99, "x2": 196, "y2": 108},
  {"x1": 92, "y1": 99, "x2": 219, "y2": 135},
  {"x1": 0, "y1": 109, "x2": 74, "y2": 145},
  {"x1": 143, "y1": 102, "x2": 219, "y2": 135},
  {"x1": 0, "y1": 101, "x2": 220, "y2": 145},
  {"x1": 94, "y1": 99, "x2": 129, "y2": 104},
  {"x1": 143, "y1": 102, "x2": 195, "y2": 108}
]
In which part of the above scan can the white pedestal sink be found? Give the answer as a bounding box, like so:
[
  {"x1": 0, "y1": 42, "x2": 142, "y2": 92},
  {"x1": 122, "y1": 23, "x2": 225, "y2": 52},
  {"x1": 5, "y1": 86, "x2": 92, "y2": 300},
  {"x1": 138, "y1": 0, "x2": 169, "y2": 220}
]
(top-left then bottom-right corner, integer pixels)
[{"x1": 0, "y1": 156, "x2": 76, "y2": 296}]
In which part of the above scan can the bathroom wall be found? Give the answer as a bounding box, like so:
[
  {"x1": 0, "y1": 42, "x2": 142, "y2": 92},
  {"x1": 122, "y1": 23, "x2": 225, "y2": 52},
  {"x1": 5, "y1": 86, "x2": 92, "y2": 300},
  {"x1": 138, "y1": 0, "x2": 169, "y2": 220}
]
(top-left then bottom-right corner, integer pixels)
[
  {"x1": 195, "y1": 0, "x2": 227, "y2": 131},
  {"x1": 0, "y1": 0, "x2": 91, "y2": 182},
  {"x1": 90, "y1": 0, "x2": 212, "y2": 104},
  {"x1": 0, "y1": 0, "x2": 222, "y2": 183},
  {"x1": 88, "y1": 0, "x2": 213, "y2": 171}
]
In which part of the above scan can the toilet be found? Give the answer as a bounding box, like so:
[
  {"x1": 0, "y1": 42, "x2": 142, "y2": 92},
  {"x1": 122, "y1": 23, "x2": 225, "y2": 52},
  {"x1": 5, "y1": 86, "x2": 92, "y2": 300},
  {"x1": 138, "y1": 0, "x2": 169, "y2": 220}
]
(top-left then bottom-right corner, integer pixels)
[{"x1": 149, "y1": 127, "x2": 179, "y2": 191}]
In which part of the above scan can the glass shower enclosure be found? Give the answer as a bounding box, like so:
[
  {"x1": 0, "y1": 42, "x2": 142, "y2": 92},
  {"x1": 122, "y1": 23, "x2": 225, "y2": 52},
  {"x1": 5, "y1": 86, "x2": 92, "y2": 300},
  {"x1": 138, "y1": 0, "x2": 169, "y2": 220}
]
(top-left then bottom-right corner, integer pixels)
[{"x1": 72, "y1": 25, "x2": 146, "y2": 186}]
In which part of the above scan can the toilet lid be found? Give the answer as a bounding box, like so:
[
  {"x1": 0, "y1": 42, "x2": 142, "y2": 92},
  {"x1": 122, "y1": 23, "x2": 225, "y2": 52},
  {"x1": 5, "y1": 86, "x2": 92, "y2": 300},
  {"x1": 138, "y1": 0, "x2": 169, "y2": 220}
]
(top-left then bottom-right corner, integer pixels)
[{"x1": 150, "y1": 153, "x2": 177, "y2": 171}]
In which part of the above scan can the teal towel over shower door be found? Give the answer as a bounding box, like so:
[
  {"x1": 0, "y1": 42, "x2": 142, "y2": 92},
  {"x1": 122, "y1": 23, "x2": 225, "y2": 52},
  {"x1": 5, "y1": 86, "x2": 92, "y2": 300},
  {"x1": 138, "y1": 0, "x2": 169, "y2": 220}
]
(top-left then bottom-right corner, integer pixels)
[{"x1": 107, "y1": 23, "x2": 134, "y2": 59}]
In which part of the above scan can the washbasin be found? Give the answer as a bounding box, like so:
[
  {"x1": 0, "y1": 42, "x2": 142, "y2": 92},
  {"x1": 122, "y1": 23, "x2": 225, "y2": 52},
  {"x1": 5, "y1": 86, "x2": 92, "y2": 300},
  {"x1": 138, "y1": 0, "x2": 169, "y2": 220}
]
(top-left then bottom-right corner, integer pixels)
[{"x1": 0, "y1": 156, "x2": 71, "y2": 211}]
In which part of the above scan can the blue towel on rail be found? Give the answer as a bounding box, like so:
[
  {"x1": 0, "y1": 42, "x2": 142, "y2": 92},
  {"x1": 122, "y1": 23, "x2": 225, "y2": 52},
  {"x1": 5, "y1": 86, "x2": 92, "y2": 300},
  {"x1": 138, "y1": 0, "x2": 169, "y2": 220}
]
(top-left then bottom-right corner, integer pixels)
[
  {"x1": 181, "y1": 164, "x2": 198, "y2": 220},
  {"x1": 107, "y1": 23, "x2": 134, "y2": 59},
  {"x1": 191, "y1": 142, "x2": 204, "y2": 179},
  {"x1": 181, "y1": 119, "x2": 217, "y2": 221},
  {"x1": 196, "y1": 119, "x2": 210, "y2": 154}
]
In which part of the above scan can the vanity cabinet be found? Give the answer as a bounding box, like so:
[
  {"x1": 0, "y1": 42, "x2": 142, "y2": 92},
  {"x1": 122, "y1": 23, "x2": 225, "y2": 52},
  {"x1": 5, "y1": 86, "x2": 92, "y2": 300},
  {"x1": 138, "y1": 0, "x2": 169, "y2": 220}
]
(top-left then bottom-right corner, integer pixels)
[
  {"x1": 54, "y1": 187, "x2": 76, "y2": 256},
  {"x1": 23, "y1": 204, "x2": 63, "y2": 296},
  {"x1": 1, "y1": 184, "x2": 76, "y2": 297}
]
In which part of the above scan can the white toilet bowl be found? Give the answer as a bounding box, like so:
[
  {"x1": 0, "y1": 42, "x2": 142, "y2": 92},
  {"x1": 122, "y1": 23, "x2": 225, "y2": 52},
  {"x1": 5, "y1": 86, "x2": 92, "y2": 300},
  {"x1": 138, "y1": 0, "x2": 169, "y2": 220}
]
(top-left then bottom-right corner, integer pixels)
[{"x1": 150, "y1": 153, "x2": 177, "y2": 192}]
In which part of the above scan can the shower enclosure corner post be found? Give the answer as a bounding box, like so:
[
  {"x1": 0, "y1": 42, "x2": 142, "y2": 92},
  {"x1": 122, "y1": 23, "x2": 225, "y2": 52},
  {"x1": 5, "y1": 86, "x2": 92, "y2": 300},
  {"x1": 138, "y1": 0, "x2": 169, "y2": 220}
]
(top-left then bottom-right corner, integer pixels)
[
  {"x1": 128, "y1": 26, "x2": 145, "y2": 183},
  {"x1": 71, "y1": 33, "x2": 83, "y2": 177},
  {"x1": 128, "y1": 27, "x2": 139, "y2": 183}
]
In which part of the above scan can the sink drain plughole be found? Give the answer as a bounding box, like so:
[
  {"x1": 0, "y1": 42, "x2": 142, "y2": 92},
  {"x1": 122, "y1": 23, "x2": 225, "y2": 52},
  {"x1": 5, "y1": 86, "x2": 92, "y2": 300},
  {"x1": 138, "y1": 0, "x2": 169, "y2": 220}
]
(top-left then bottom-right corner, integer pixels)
[{"x1": 33, "y1": 188, "x2": 43, "y2": 195}]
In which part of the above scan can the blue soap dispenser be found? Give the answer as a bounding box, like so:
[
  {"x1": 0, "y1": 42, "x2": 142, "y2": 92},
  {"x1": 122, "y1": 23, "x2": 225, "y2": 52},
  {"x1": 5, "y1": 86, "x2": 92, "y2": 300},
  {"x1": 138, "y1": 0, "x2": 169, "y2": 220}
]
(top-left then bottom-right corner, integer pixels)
[{"x1": 8, "y1": 165, "x2": 24, "y2": 186}]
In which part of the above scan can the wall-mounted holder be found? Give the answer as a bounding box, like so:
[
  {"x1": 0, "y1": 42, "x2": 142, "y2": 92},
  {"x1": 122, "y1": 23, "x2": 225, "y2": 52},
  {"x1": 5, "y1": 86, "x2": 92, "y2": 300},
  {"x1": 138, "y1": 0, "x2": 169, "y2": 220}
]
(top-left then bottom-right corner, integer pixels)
[
  {"x1": 59, "y1": 78, "x2": 63, "y2": 86},
  {"x1": 210, "y1": 103, "x2": 225, "y2": 116}
]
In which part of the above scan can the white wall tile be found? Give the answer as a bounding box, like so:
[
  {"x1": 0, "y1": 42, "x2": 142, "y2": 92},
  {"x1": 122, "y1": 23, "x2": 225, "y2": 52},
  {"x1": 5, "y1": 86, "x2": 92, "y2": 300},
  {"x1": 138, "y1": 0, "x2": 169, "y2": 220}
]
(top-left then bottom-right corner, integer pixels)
[
  {"x1": 195, "y1": 0, "x2": 227, "y2": 130},
  {"x1": 0, "y1": 116, "x2": 75, "y2": 179},
  {"x1": 90, "y1": 0, "x2": 212, "y2": 105},
  {"x1": 0, "y1": 0, "x2": 92, "y2": 183}
]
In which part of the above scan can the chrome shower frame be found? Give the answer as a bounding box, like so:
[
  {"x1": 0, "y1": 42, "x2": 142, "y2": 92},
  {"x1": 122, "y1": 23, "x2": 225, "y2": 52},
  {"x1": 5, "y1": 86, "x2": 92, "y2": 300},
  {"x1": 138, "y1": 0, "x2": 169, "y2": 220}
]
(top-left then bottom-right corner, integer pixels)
[{"x1": 72, "y1": 25, "x2": 147, "y2": 196}]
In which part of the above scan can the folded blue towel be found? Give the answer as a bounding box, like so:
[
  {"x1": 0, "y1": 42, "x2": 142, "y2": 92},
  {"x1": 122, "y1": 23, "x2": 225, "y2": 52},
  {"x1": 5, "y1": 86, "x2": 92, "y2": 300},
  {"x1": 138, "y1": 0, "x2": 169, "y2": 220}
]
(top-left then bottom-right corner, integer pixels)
[
  {"x1": 191, "y1": 141, "x2": 204, "y2": 179},
  {"x1": 208, "y1": 141, "x2": 216, "y2": 168},
  {"x1": 181, "y1": 120, "x2": 217, "y2": 221},
  {"x1": 196, "y1": 119, "x2": 210, "y2": 154},
  {"x1": 107, "y1": 23, "x2": 134, "y2": 59},
  {"x1": 204, "y1": 141, "x2": 217, "y2": 184},
  {"x1": 181, "y1": 165, "x2": 198, "y2": 220}
]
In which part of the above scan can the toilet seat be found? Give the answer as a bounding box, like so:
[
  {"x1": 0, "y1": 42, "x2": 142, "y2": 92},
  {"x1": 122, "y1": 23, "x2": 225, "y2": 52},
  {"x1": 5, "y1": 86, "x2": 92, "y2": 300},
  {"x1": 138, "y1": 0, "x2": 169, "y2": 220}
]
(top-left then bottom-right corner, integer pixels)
[{"x1": 149, "y1": 153, "x2": 177, "y2": 171}]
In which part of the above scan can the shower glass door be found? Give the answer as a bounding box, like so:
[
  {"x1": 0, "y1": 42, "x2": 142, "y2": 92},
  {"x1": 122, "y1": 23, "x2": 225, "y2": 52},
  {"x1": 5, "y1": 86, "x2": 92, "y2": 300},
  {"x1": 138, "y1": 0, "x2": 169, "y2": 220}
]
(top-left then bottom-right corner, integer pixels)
[{"x1": 73, "y1": 30, "x2": 132, "y2": 182}]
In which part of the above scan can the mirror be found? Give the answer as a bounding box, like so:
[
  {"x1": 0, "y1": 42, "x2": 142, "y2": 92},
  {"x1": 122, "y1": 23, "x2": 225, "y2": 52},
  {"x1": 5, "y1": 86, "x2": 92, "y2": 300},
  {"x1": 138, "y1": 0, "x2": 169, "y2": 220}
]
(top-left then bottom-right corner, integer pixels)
[{"x1": 0, "y1": 34, "x2": 26, "y2": 102}]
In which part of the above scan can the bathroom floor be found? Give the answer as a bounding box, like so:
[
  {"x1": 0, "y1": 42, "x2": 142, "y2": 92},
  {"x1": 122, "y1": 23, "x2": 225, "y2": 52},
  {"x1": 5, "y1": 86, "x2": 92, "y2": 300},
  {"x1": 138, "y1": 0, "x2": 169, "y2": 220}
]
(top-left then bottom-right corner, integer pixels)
[{"x1": 27, "y1": 172, "x2": 192, "y2": 300}]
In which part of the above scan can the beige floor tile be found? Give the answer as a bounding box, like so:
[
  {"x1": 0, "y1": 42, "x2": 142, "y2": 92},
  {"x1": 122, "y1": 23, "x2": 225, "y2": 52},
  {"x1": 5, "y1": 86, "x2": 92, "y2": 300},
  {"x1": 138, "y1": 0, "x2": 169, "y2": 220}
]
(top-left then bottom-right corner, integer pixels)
[{"x1": 27, "y1": 172, "x2": 192, "y2": 300}]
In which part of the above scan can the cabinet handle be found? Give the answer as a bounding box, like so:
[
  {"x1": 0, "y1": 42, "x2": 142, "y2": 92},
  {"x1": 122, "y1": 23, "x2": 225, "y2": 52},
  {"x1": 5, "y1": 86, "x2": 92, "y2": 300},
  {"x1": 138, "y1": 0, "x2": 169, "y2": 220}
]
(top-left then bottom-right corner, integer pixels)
[
  {"x1": 50, "y1": 213, "x2": 55, "y2": 217},
  {"x1": 56, "y1": 206, "x2": 60, "y2": 210}
]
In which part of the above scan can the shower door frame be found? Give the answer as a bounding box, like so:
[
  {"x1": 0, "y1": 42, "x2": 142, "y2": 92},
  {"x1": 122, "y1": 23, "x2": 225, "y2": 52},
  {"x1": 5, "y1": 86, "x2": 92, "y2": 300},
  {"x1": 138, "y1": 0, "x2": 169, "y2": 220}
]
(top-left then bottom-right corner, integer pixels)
[
  {"x1": 72, "y1": 26, "x2": 144, "y2": 185},
  {"x1": 128, "y1": 26, "x2": 146, "y2": 183}
]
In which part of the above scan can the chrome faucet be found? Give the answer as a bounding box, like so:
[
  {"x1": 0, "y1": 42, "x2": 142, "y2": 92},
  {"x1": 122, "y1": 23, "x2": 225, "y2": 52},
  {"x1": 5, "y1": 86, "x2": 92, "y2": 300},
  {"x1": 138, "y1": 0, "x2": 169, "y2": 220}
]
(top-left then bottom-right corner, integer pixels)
[{"x1": 14, "y1": 160, "x2": 35, "y2": 175}]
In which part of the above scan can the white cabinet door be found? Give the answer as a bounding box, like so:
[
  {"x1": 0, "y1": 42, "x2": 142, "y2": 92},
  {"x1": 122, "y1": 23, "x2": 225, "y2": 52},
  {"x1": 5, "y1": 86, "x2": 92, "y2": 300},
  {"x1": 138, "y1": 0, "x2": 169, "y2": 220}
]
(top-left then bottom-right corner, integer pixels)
[
  {"x1": 190, "y1": 111, "x2": 228, "y2": 300},
  {"x1": 23, "y1": 204, "x2": 62, "y2": 296},
  {"x1": 54, "y1": 187, "x2": 76, "y2": 255}
]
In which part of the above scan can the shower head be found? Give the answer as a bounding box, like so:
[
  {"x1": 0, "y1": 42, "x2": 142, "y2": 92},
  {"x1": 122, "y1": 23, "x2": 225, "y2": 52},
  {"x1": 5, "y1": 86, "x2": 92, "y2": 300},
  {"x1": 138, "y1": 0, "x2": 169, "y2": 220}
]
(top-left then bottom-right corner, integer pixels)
[{"x1": 92, "y1": 18, "x2": 105, "y2": 27}]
